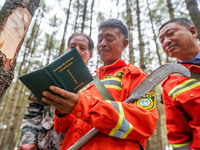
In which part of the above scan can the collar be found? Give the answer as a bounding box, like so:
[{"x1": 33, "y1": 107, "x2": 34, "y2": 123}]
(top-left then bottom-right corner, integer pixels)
[
  {"x1": 94, "y1": 59, "x2": 127, "y2": 76},
  {"x1": 179, "y1": 52, "x2": 200, "y2": 65}
]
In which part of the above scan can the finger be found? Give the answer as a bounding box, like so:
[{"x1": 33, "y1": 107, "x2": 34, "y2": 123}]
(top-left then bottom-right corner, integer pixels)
[
  {"x1": 49, "y1": 86, "x2": 77, "y2": 99},
  {"x1": 41, "y1": 97, "x2": 55, "y2": 105},
  {"x1": 42, "y1": 91, "x2": 65, "y2": 104},
  {"x1": 42, "y1": 97, "x2": 71, "y2": 114}
]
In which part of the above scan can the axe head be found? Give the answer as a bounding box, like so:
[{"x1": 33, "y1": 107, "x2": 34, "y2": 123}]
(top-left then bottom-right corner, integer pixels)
[{"x1": 125, "y1": 63, "x2": 191, "y2": 103}]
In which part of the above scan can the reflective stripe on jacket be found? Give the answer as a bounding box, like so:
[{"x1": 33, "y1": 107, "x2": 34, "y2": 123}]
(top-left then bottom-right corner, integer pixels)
[{"x1": 172, "y1": 141, "x2": 191, "y2": 150}]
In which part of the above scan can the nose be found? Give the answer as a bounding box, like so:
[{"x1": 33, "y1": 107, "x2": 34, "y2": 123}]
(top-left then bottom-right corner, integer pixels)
[
  {"x1": 99, "y1": 39, "x2": 107, "y2": 47},
  {"x1": 76, "y1": 47, "x2": 83, "y2": 55},
  {"x1": 163, "y1": 37, "x2": 172, "y2": 47}
]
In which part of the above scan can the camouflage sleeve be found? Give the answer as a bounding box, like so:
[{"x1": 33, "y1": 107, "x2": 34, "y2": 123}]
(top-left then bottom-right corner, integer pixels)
[{"x1": 20, "y1": 94, "x2": 44, "y2": 145}]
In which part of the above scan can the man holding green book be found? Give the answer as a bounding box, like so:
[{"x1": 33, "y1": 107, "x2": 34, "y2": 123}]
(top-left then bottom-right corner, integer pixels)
[
  {"x1": 42, "y1": 18, "x2": 158, "y2": 150},
  {"x1": 20, "y1": 32, "x2": 94, "y2": 150}
]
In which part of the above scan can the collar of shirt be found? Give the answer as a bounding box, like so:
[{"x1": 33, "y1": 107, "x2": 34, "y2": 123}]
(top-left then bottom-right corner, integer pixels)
[{"x1": 179, "y1": 52, "x2": 200, "y2": 65}]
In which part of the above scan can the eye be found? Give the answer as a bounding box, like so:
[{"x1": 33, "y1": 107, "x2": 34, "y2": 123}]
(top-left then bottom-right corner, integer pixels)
[
  {"x1": 80, "y1": 47, "x2": 86, "y2": 51},
  {"x1": 168, "y1": 31, "x2": 174, "y2": 37},
  {"x1": 98, "y1": 38, "x2": 102, "y2": 43},
  {"x1": 159, "y1": 37, "x2": 164, "y2": 44},
  {"x1": 106, "y1": 37, "x2": 113, "y2": 42},
  {"x1": 69, "y1": 46, "x2": 75, "y2": 49}
]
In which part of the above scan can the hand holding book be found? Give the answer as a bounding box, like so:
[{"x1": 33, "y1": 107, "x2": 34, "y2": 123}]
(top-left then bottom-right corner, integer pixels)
[{"x1": 42, "y1": 85, "x2": 79, "y2": 114}]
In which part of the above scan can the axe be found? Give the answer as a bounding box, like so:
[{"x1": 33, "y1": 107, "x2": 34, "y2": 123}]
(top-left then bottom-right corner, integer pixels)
[{"x1": 68, "y1": 63, "x2": 191, "y2": 150}]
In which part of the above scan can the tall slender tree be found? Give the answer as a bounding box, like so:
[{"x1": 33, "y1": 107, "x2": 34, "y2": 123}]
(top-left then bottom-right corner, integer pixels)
[
  {"x1": 167, "y1": 0, "x2": 175, "y2": 19},
  {"x1": 81, "y1": 0, "x2": 88, "y2": 33},
  {"x1": 136, "y1": 0, "x2": 145, "y2": 70},
  {"x1": 89, "y1": 0, "x2": 95, "y2": 37},
  {"x1": 146, "y1": 0, "x2": 162, "y2": 66},
  {"x1": 59, "y1": 0, "x2": 72, "y2": 56},
  {"x1": 73, "y1": 0, "x2": 81, "y2": 32},
  {"x1": 165, "y1": 0, "x2": 175, "y2": 63},
  {"x1": 126, "y1": 0, "x2": 134, "y2": 64},
  {"x1": 185, "y1": 0, "x2": 200, "y2": 39}
]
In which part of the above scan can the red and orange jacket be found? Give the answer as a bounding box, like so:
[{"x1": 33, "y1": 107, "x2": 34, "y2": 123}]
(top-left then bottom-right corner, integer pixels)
[
  {"x1": 162, "y1": 63, "x2": 200, "y2": 150},
  {"x1": 54, "y1": 59, "x2": 158, "y2": 150}
]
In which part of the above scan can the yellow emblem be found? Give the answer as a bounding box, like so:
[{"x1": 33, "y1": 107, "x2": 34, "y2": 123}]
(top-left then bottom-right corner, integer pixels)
[{"x1": 134, "y1": 92, "x2": 156, "y2": 110}]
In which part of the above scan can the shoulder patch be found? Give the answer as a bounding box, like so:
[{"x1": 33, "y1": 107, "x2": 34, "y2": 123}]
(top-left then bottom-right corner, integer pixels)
[{"x1": 134, "y1": 92, "x2": 156, "y2": 110}]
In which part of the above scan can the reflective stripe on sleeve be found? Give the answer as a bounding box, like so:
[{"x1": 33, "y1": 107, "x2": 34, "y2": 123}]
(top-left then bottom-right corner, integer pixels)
[
  {"x1": 172, "y1": 141, "x2": 191, "y2": 150},
  {"x1": 102, "y1": 78, "x2": 122, "y2": 91},
  {"x1": 168, "y1": 79, "x2": 200, "y2": 101},
  {"x1": 108, "y1": 101, "x2": 133, "y2": 139}
]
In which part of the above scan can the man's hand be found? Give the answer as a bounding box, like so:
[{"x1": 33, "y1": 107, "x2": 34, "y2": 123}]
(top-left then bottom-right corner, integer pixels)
[
  {"x1": 20, "y1": 144, "x2": 37, "y2": 150},
  {"x1": 42, "y1": 86, "x2": 80, "y2": 115}
]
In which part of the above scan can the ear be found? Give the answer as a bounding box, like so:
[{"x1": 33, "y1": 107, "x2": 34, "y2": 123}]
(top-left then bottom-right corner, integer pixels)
[
  {"x1": 189, "y1": 25, "x2": 197, "y2": 39},
  {"x1": 89, "y1": 51, "x2": 93, "y2": 59},
  {"x1": 122, "y1": 39, "x2": 129, "y2": 51}
]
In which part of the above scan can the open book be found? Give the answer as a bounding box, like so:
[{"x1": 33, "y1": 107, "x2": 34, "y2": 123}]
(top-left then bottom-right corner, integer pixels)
[{"x1": 19, "y1": 48, "x2": 93, "y2": 105}]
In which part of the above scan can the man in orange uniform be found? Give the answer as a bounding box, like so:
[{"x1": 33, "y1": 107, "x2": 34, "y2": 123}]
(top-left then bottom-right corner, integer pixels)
[
  {"x1": 159, "y1": 18, "x2": 200, "y2": 150},
  {"x1": 42, "y1": 18, "x2": 158, "y2": 150}
]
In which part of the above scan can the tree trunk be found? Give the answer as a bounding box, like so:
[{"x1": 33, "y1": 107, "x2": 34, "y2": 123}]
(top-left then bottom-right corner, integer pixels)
[
  {"x1": 81, "y1": 0, "x2": 88, "y2": 33},
  {"x1": 59, "y1": 0, "x2": 72, "y2": 56},
  {"x1": 136, "y1": 0, "x2": 145, "y2": 70},
  {"x1": 185, "y1": 0, "x2": 200, "y2": 39},
  {"x1": 146, "y1": 0, "x2": 162, "y2": 66},
  {"x1": 126, "y1": 0, "x2": 135, "y2": 64},
  {"x1": 166, "y1": 0, "x2": 174, "y2": 63},
  {"x1": 0, "y1": 0, "x2": 40, "y2": 102},
  {"x1": 167, "y1": 0, "x2": 175, "y2": 19},
  {"x1": 89, "y1": 0, "x2": 95, "y2": 37},
  {"x1": 74, "y1": 0, "x2": 80, "y2": 33}
]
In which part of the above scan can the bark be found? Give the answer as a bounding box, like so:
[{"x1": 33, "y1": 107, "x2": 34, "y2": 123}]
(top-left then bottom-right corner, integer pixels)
[
  {"x1": 156, "y1": 102, "x2": 164, "y2": 150},
  {"x1": 126, "y1": 0, "x2": 134, "y2": 64},
  {"x1": 166, "y1": 0, "x2": 175, "y2": 63},
  {"x1": 59, "y1": 0, "x2": 72, "y2": 56},
  {"x1": 47, "y1": 15, "x2": 59, "y2": 64},
  {"x1": 0, "y1": 0, "x2": 40, "y2": 102},
  {"x1": 185, "y1": 0, "x2": 200, "y2": 39},
  {"x1": 136, "y1": 0, "x2": 145, "y2": 70},
  {"x1": 146, "y1": 0, "x2": 162, "y2": 65},
  {"x1": 74, "y1": 0, "x2": 80, "y2": 33},
  {"x1": 167, "y1": 0, "x2": 175, "y2": 19},
  {"x1": 89, "y1": 0, "x2": 95, "y2": 37},
  {"x1": 81, "y1": 0, "x2": 88, "y2": 33}
]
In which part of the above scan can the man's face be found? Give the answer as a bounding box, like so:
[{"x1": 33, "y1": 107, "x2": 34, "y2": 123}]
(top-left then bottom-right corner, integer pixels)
[
  {"x1": 68, "y1": 36, "x2": 92, "y2": 64},
  {"x1": 97, "y1": 27, "x2": 128, "y2": 66},
  {"x1": 159, "y1": 22, "x2": 197, "y2": 60}
]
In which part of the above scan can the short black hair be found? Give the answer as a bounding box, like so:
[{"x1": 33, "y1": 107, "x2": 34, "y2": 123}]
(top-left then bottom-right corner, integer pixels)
[
  {"x1": 67, "y1": 33, "x2": 94, "y2": 52},
  {"x1": 98, "y1": 18, "x2": 129, "y2": 39},
  {"x1": 159, "y1": 18, "x2": 193, "y2": 33}
]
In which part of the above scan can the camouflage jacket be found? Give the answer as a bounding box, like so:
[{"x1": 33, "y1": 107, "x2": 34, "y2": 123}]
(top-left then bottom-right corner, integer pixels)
[{"x1": 20, "y1": 94, "x2": 65, "y2": 150}]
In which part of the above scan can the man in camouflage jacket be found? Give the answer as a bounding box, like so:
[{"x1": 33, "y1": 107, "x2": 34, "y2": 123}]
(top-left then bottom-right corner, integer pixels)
[{"x1": 20, "y1": 93, "x2": 65, "y2": 150}]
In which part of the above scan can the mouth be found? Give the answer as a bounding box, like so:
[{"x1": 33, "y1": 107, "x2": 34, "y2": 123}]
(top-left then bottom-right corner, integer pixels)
[
  {"x1": 166, "y1": 45, "x2": 176, "y2": 52},
  {"x1": 99, "y1": 48, "x2": 110, "y2": 54}
]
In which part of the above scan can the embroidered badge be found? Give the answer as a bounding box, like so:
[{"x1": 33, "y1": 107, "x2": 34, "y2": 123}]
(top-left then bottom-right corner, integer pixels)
[
  {"x1": 105, "y1": 74, "x2": 113, "y2": 79},
  {"x1": 134, "y1": 92, "x2": 156, "y2": 110},
  {"x1": 139, "y1": 99, "x2": 151, "y2": 106}
]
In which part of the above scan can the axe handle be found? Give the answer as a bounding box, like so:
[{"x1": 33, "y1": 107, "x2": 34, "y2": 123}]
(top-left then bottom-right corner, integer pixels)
[
  {"x1": 68, "y1": 127, "x2": 98, "y2": 150},
  {"x1": 68, "y1": 97, "x2": 138, "y2": 150}
]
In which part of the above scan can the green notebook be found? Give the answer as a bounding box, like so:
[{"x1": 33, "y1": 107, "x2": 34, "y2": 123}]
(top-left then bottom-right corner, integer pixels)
[{"x1": 19, "y1": 48, "x2": 93, "y2": 105}]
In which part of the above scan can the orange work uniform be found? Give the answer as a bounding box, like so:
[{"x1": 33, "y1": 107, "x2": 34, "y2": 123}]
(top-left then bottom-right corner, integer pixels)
[
  {"x1": 54, "y1": 59, "x2": 158, "y2": 150},
  {"x1": 162, "y1": 63, "x2": 200, "y2": 150}
]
